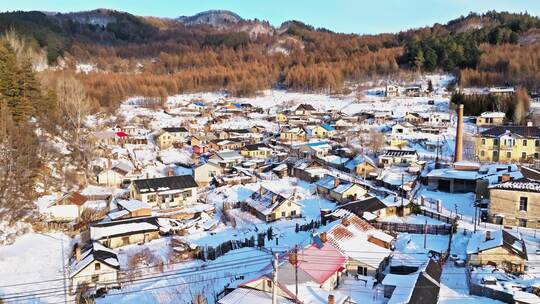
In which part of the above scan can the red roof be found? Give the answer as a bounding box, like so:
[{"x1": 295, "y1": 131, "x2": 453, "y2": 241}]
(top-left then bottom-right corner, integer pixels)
[
  {"x1": 67, "y1": 192, "x2": 88, "y2": 206},
  {"x1": 298, "y1": 242, "x2": 347, "y2": 284},
  {"x1": 115, "y1": 131, "x2": 128, "y2": 138}
]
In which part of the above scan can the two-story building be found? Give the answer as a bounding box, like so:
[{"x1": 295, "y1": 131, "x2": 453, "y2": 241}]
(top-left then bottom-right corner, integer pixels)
[
  {"x1": 475, "y1": 126, "x2": 540, "y2": 163},
  {"x1": 156, "y1": 127, "x2": 189, "y2": 149}
]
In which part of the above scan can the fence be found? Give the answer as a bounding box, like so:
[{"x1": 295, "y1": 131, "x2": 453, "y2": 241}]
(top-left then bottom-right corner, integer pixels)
[
  {"x1": 419, "y1": 209, "x2": 456, "y2": 225},
  {"x1": 197, "y1": 233, "x2": 267, "y2": 261},
  {"x1": 371, "y1": 221, "x2": 452, "y2": 235},
  {"x1": 466, "y1": 265, "x2": 515, "y2": 303}
]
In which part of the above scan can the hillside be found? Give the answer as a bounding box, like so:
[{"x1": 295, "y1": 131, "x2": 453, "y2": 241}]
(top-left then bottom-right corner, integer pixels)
[{"x1": 0, "y1": 9, "x2": 538, "y2": 108}]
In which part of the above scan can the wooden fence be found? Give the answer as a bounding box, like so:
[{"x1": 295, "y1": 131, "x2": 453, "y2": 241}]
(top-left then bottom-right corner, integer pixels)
[{"x1": 419, "y1": 209, "x2": 456, "y2": 224}]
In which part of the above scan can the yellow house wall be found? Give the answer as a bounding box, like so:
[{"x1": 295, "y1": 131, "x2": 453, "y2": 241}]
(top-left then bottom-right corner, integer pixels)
[{"x1": 475, "y1": 136, "x2": 540, "y2": 162}]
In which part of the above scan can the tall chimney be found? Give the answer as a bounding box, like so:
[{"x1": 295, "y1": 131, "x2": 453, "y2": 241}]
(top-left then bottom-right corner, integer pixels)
[{"x1": 454, "y1": 104, "x2": 464, "y2": 162}]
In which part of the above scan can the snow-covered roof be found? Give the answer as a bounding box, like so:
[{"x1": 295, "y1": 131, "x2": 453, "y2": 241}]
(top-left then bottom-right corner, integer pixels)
[
  {"x1": 480, "y1": 111, "x2": 506, "y2": 118},
  {"x1": 298, "y1": 242, "x2": 347, "y2": 285},
  {"x1": 490, "y1": 178, "x2": 540, "y2": 193},
  {"x1": 90, "y1": 216, "x2": 160, "y2": 241},
  {"x1": 116, "y1": 199, "x2": 150, "y2": 212},
  {"x1": 326, "y1": 215, "x2": 393, "y2": 268},
  {"x1": 218, "y1": 288, "x2": 293, "y2": 304},
  {"x1": 466, "y1": 230, "x2": 527, "y2": 259},
  {"x1": 69, "y1": 242, "x2": 120, "y2": 278}
]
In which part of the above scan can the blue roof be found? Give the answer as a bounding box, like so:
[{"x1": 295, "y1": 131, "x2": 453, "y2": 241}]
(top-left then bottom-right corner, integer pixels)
[
  {"x1": 194, "y1": 102, "x2": 205, "y2": 107},
  {"x1": 308, "y1": 141, "x2": 329, "y2": 147},
  {"x1": 321, "y1": 124, "x2": 336, "y2": 131},
  {"x1": 234, "y1": 103, "x2": 243, "y2": 109}
]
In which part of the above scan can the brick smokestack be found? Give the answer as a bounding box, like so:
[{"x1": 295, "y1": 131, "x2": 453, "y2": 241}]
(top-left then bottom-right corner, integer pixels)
[{"x1": 454, "y1": 104, "x2": 464, "y2": 162}]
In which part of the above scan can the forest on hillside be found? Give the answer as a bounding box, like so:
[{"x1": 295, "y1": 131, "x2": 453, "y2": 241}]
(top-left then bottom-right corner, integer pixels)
[{"x1": 0, "y1": 10, "x2": 539, "y2": 110}]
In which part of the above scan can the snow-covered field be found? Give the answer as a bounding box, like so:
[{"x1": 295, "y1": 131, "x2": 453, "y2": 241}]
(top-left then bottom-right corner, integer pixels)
[{"x1": 0, "y1": 233, "x2": 72, "y2": 303}]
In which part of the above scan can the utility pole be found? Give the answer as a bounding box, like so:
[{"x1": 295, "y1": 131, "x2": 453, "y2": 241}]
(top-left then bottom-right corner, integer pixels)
[
  {"x1": 60, "y1": 234, "x2": 68, "y2": 304},
  {"x1": 294, "y1": 245, "x2": 298, "y2": 302},
  {"x1": 424, "y1": 220, "x2": 427, "y2": 249},
  {"x1": 272, "y1": 252, "x2": 278, "y2": 304},
  {"x1": 401, "y1": 174, "x2": 404, "y2": 207}
]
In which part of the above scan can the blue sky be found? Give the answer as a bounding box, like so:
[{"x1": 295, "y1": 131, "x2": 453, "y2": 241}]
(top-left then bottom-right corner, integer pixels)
[{"x1": 4, "y1": 0, "x2": 540, "y2": 34}]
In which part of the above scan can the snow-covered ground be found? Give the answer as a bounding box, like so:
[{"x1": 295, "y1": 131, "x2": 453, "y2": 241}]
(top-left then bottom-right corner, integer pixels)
[{"x1": 0, "y1": 233, "x2": 72, "y2": 303}]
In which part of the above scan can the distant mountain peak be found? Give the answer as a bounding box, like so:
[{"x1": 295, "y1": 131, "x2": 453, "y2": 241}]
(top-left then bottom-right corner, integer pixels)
[{"x1": 176, "y1": 10, "x2": 243, "y2": 28}]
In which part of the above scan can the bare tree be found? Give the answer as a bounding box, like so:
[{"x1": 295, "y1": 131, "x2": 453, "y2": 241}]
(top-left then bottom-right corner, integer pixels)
[
  {"x1": 368, "y1": 129, "x2": 386, "y2": 154},
  {"x1": 56, "y1": 76, "x2": 93, "y2": 148}
]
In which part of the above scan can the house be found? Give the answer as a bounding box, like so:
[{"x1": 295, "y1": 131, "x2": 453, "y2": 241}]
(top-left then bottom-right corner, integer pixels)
[
  {"x1": 130, "y1": 175, "x2": 198, "y2": 209},
  {"x1": 404, "y1": 85, "x2": 422, "y2": 97},
  {"x1": 392, "y1": 122, "x2": 414, "y2": 136},
  {"x1": 466, "y1": 229, "x2": 527, "y2": 273},
  {"x1": 382, "y1": 258, "x2": 441, "y2": 304},
  {"x1": 404, "y1": 112, "x2": 424, "y2": 125},
  {"x1": 488, "y1": 178, "x2": 540, "y2": 227},
  {"x1": 385, "y1": 84, "x2": 400, "y2": 97},
  {"x1": 379, "y1": 149, "x2": 418, "y2": 167},
  {"x1": 426, "y1": 162, "x2": 522, "y2": 193},
  {"x1": 280, "y1": 127, "x2": 307, "y2": 142},
  {"x1": 315, "y1": 175, "x2": 367, "y2": 204},
  {"x1": 96, "y1": 161, "x2": 134, "y2": 187},
  {"x1": 241, "y1": 143, "x2": 273, "y2": 159},
  {"x1": 294, "y1": 104, "x2": 317, "y2": 116},
  {"x1": 107, "y1": 199, "x2": 152, "y2": 220},
  {"x1": 193, "y1": 162, "x2": 223, "y2": 186},
  {"x1": 210, "y1": 151, "x2": 244, "y2": 171},
  {"x1": 69, "y1": 242, "x2": 120, "y2": 294},
  {"x1": 275, "y1": 112, "x2": 288, "y2": 123},
  {"x1": 333, "y1": 118, "x2": 353, "y2": 130},
  {"x1": 344, "y1": 155, "x2": 377, "y2": 178},
  {"x1": 428, "y1": 112, "x2": 450, "y2": 125},
  {"x1": 475, "y1": 126, "x2": 540, "y2": 163},
  {"x1": 209, "y1": 139, "x2": 244, "y2": 151},
  {"x1": 476, "y1": 112, "x2": 506, "y2": 127},
  {"x1": 243, "y1": 186, "x2": 302, "y2": 222},
  {"x1": 84, "y1": 216, "x2": 161, "y2": 249},
  {"x1": 336, "y1": 195, "x2": 409, "y2": 221},
  {"x1": 305, "y1": 141, "x2": 332, "y2": 158},
  {"x1": 291, "y1": 159, "x2": 329, "y2": 182},
  {"x1": 326, "y1": 215, "x2": 393, "y2": 281},
  {"x1": 240, "y1": 243, "x2": 351, "y2": 303},
  {"x1": 310, "y1": 124, "x2": 336, "y2": 138},
  {"x1": 43, "y1": 192, "x2": 90, "y2": 221},
  {"x1": 156, "y1": 127, "x2": 189, "y2": 149}
]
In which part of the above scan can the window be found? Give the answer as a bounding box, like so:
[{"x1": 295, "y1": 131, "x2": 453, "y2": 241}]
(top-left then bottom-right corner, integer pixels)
[
  {"x1": 524, "y1": 140, "x2": 528, "y2": 146},
  {"x1": 535, "y1": 153, "x2": 539, "y2": 159},
  {"x1": 281, "y1": 211, "x2": 286, "y2": 217},
  {"x1": 480, "y1": 150, "x2": 485, "y2": 157},
  {"x1": 357, "y1": 266, "x2": 368, "y2": 276},
  {"x1": 291, "y1": 210, "x2": 297, "y2": 216},
  {"x1": 536, "y1": 140, "x2": 540, "y2": 147},
  {"x1": 91, "y1": 275, "x2": 99, "y2": 283},
  {"x1": 506, "y1": 152, "x2": 512, "y2": 158},
  {"x1": 519, "y1": 218, "x2": 528, "y2": 227},
  {"x1": 122, "y1": 236, "x2": 130, "y2": 246},
  {"x1": 494, "y1": 139, "x2": 499, "y2": 145},
  {"x1": 519, "y1": 197, "x2": 528, "y2": 211},
  {"x1": 482, "y1": 138, "x2": 486, "y2": 145},
  {"x1": 267, "y1": 280, "x2": 272, "y2": 288},
  {"x1": 95, "y1": 263, "x2": 101, "y2": 271},
  {"x1": 522, "y1": 152, "x2": 527, "y2": 159}
]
